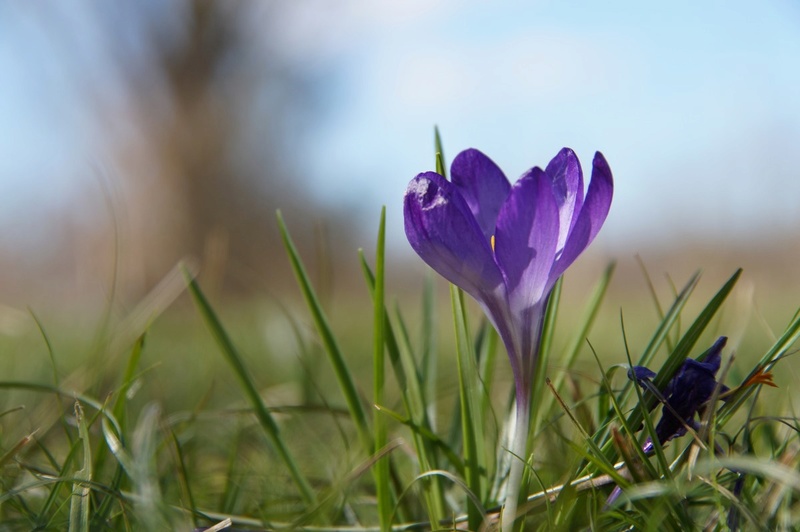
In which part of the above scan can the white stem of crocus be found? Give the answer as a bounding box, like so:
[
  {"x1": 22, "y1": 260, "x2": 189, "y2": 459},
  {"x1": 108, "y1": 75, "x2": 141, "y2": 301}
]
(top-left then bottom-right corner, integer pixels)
[{"x1": 502, "y1": 401, "x2": 530, "y2": 532}]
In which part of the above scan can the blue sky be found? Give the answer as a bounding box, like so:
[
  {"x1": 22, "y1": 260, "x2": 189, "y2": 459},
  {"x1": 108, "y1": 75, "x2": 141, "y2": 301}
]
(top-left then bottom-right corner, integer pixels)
[
  {"x1": 293, "y1": 0, "x2": 800, "y2": 252},
  {"x1": 2, "y1": 1, "x2": 800, "y2": 255}
]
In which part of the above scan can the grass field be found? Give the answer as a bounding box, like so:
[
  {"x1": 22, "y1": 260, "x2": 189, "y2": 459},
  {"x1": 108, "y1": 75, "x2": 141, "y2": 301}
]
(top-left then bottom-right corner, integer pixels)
[{"x1": 0, "y1": 214, "x2": 798, "y2": 531}]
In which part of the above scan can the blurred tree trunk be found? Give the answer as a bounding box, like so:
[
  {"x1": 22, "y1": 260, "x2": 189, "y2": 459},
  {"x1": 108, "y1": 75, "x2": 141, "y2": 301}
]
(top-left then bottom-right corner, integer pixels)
[
  {"x1": 1, "y1": 1, "x2": 353, "y2": 308},
  {"x1": 102, "y1": 1, "x2": 340, "y2": 297}
]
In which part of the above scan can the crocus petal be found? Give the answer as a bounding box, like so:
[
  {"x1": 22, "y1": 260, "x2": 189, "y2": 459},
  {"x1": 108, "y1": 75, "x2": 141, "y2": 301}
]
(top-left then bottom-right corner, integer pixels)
[
  {"x1": 549, "y1": 151, "x2": 613, "y2": 283},
  {"x1": 404, "y1": 172, "x2": 505, "y2": 302},
  {"x1": 629, "y1": 336, "x2": 729, "y2": 446},
  {"x1": 545, "y1": 148, "x2": 584, "y2": 252},
  {"x1": 697, "y1": 336, "x2": 726, "y2": 372},
  {"x1": 628, "y1": 365, "x2": 657, "y2": 385},
  {"x1": 494, "y1": 167, "x2": 560, "y2": 314},
  {"x1": 451, "y1": 149, "x2": 512, "y2": 243}
]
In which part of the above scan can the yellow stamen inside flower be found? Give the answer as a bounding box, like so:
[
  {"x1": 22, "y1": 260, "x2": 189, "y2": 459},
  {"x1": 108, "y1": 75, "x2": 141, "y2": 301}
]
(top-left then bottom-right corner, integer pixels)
[{"x1": 491, "y1": 235, "x2": 496, "y2": 252}]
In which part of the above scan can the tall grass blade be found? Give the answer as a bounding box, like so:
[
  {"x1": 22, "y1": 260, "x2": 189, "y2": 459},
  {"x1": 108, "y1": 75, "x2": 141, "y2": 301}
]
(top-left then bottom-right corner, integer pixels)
[
  {"x1": 546, "y1": 379, "x2": 628, "y2": 486},
  {"x1": 387, "y1": 307, "x2": 447, "y2": 523},
  {"x1": 621, "y1": 334, "x2": 672, "y2": 480},
  {"x1": 529, "y1": 276, "x2": 562, "y2": 437},
  {"x1": 451, "y1": 286, "x2": 485, "y2": 531},
  {"x1": 113, "y1": 334, "x2": 146, "y2": 422},
  {"x1": 434, "y1": 126, "x2": 446, "y2": 177},
  {"x1": 93, "y1": 336, "x2": 145, "y2": 526},
  {"x1": 635, "y1": 256, "x2": 673, "y2": 351},
  {"x1": 421, "y1": 274, "x2": 438, "y2": 429},
  {"x1": 169, "y1": 430, "x2": 197, "y2": 528},
  {"x1": 38, "y1": 438, "x2": 79, "y2": 527},
  {"x1": 109, "y1": 261, "x2": 195, "y2": 357},
  {"x1": 68, "y1": 402, "x2": 91, "y2": 532},
  {"x1": 360, "y1": 240, "x2": 446, "y2": 524},
  {"x1": 29, "y1": 309, "x2": 62, "y2": 392},
  {"x1": 472, "y1": 320, "x2": 500, "y2": 497},
  {"x1": 372, "y1": 207, "x2": 392, "y2": 531},
  {"x1": 220, "y1": 429, "x2": 244, "y2": 515},
  {"x1": 276, "y1": 211, "x2": 373, "y2": 453},
  {"x1": 130, "y1": 403, "x2": 170, "y2": 529},
  {"x1": 182, "y1": 265, "x2": 315, "y2": 505},
  {"x1": 545, "y1": 262, "x2": 615, "y2": 405},
  {"x1": 359, "y1": 237, "x2": 446, "y2": 526},
  {"x1": 635, "y1": 272, "x2": 701, "y2": 371}
]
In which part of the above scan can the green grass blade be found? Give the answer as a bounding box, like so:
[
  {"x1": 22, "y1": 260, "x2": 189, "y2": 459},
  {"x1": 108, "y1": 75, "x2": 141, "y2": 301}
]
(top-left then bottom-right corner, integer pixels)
[
  {"x1": 37, "y1": 437, "x2": 78, "y2": 527},
  {"x1": 476, "y1": 321, "x2": 499, "y2": 433},
  {"x1": 102, "y1": 415, "x2": 133, "y2": 477},
  {"x1": 372, "y1": 207, "x2": 392, "y2": 531},
  {"x1": 546, "y1": 380, "x2": 628, "y2": 484},
  {"x1": 182, "y1": 265, "x2": 315, "y2": 505},
  {"x1": 529, "y1": 277, "x2": 563, "y2": 438},
  {"x1": 360, "y1": 237, "x2": 446, "y2": 524},
  {"x1": 387, "y1": 308, "x2": 447, "y2": 523},
  {"x1": 276, "y1": 211, "x2": 373, "y2": 453},
  {"x1": 421, "y1": 274, "x2": 438, "y2": 428},
  {"x1": 360, "y1": 255, "x2": 432, "y2": 435},
  {"x1": 28, "y1": 309, "x2": 62, "y2": 393},
  {"x1": 68, "y1": 402, "x2": 91, "y2": 532},
  {"x1": 220, "y1": 429, "x2": 244, "y2": 515},
  {"x1": 635, "y1": 256, "x2": 674, "y2": 352},
  {"x1": 113, "y1": 334, "x2": 145, "y2": 422},
  {"x1": 545, "y1": 262, "x2": 615, "y2": 406},
  {"x1": 636, "y1": 271, "x2": 701, "y2": 369},
  {"x1": 29, "y1": 309, "x2": 77, "y2": 459},
  {"x1": 451, "y1": 286, "x2": 484, "y2": 531},
  {"x1": 92, "y1": 336, "x2": 144, "y2": 527},
  {"x1": 130, "y1": 404, "x2": 170, "y2": 529},
  {"x1": 169, "y1": 429, "x2": 197, "y2": 528},
  {"x1": 434, "y1": 126, "x2": 446, "y2": 177},
  {"x1": 390, "y1": 308, "x2": 425, "y2": 420},
  {"x1": 588, "y1": 357, "x2": 660, "y2": 486},
  {"x1": 472, "y1": 320, "x2": 500, "y2": 492},
  {"x1": 621, "y1": 348, "x2": 671, "y2": 480},
  {"x1": 359, "y1": 255, "x2": 415, "y2": 415}
]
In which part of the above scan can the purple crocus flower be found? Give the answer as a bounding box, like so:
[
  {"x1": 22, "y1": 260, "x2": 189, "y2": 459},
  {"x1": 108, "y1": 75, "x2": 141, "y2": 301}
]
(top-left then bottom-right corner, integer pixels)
[
  {"x1": 404, "y1": 147, "x2": 613, "y2": 530},
  {"x1": 606, "y1": 337, "x2": 731, "y2": 508},
  {"x1": 630, "y1": 336, "x2": 730, "y2": 451}
]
